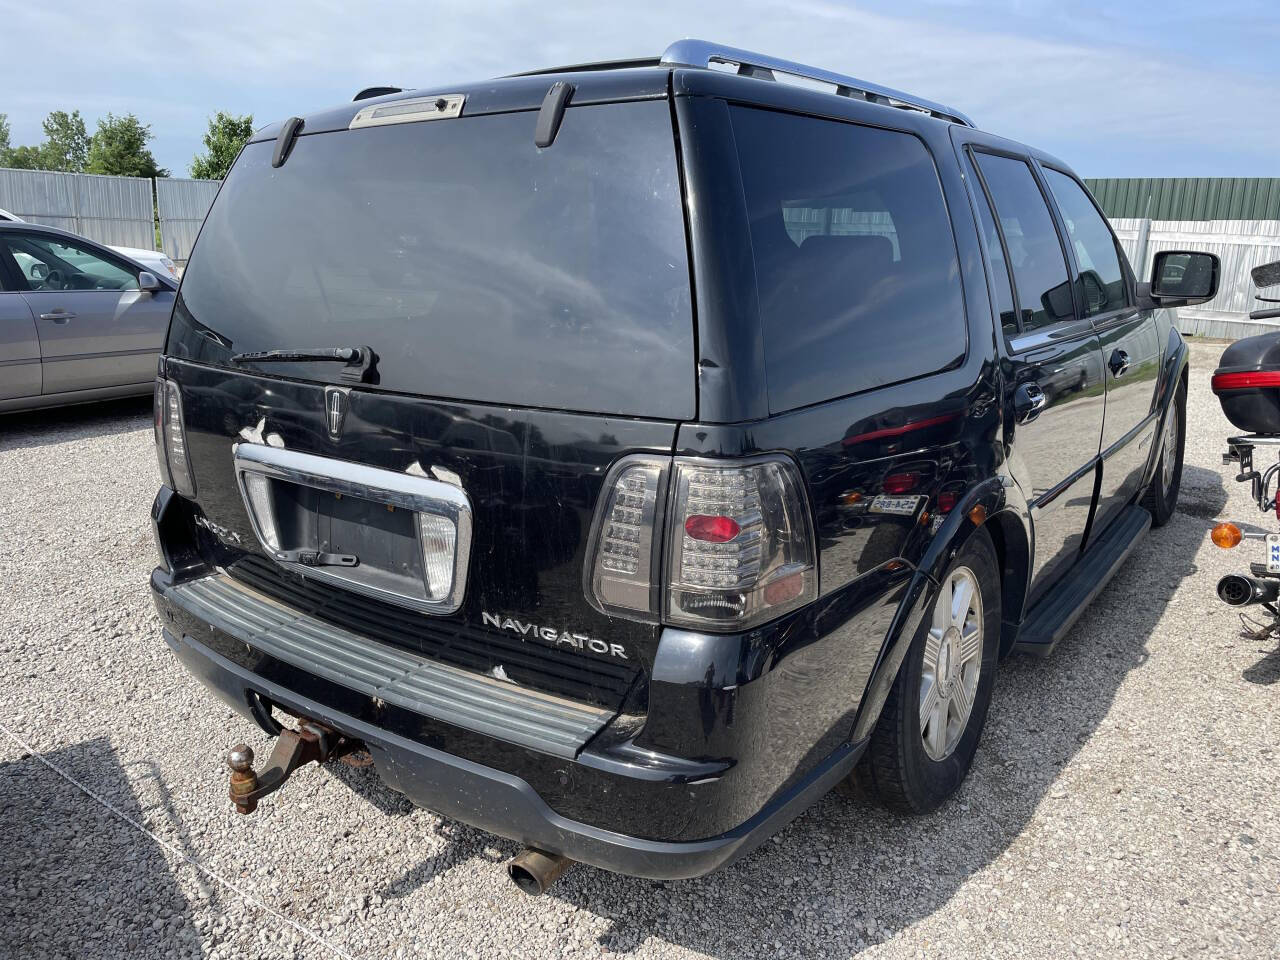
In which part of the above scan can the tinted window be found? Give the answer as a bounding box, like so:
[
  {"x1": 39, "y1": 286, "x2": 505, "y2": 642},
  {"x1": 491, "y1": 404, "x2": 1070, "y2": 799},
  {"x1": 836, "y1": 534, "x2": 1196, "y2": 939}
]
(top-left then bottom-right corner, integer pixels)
[
  {"x1": 731, "y1": 107, "x2": 966, "y2": 413},
  {"x1": 1043, "y1": 168, "x2": 1129, "y2": 316},
  {"x1": 172, "y1": 101, "x2": 694, "y2": 419},
  {"x1": 966, "y1": 156, "x2": 1018, "y2": 340},
  {"x1": 973, "y1": 153, "x2": 1074, "y2": 333}
]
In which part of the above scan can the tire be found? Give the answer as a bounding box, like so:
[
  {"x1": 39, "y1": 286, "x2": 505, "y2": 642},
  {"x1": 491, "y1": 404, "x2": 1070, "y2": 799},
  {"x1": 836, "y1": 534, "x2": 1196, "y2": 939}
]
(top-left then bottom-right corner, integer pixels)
[
  {"x1": 858, "y1": 528, "x2": 1002, "y2": 813},
  {"x1": 1142, "y1": 378, "x2": 1186, "y2": 527}
]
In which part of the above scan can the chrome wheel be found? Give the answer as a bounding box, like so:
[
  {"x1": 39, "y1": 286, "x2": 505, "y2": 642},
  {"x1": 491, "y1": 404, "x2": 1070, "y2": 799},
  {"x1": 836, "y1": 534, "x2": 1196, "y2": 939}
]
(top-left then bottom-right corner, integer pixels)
[
  {"x1": 920, "y1": 566, "x2": 983, "y2": 761},
  {"x1": 1160, "y1": 403, "x2": 1180, "y2": 492}
]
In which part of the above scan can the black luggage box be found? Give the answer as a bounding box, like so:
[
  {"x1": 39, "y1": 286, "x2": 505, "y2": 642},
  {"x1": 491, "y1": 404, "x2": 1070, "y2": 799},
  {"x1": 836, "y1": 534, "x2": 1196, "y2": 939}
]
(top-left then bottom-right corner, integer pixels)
[{"x1": 1213, "y1": 331, "x2": 1280, "y2": 434}]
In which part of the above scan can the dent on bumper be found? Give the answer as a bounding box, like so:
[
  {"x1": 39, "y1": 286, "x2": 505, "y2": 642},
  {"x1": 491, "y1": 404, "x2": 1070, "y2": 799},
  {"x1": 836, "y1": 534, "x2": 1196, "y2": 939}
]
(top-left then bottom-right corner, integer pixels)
[{"x1": 161, "y1": 625, "x2": 862, "y2": 879}]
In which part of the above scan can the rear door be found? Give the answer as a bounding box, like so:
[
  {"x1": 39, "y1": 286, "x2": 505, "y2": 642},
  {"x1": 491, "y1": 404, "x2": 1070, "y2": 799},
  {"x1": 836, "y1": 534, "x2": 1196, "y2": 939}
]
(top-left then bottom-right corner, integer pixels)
[
  {"x1": 0, "y1": 243, "x2": 41, "y2": 400},
  {"x1": 961, "y1": 141, "x2": 1105, "y2": 605},
  {"x1": 1040, "y1": 166, "x2": 1162, "y2": 536},
  {"x1": 1, "y1": 231, "x2": 172, "y2": 394}
]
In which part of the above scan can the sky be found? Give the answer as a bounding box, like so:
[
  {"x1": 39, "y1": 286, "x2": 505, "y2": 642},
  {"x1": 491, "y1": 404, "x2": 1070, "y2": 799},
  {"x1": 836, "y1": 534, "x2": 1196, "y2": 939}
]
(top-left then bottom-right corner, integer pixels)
[{"x1": 3, "y1": 0, "x2": 1278, "y2": 179}]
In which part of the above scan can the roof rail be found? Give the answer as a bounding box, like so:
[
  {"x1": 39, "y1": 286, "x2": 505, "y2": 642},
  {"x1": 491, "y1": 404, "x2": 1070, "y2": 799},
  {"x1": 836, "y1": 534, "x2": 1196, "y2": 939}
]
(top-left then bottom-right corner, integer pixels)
[{"x1": 659, "y1": 39, "x2": 975, "y2": 128}]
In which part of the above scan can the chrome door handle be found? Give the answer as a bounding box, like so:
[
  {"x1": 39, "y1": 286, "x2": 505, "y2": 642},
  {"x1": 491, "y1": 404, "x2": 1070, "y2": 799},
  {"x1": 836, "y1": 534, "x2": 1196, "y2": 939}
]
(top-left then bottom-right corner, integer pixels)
[
  {"x1": 39, "y1": 311, "x2": 76, "y2": 323},
  {"x1": 1109, "y1": 349, "x2": 1130, "y2": 377},
  {"x1": 1014, "y1": 382, "x2": 1047, "y2": 424}
]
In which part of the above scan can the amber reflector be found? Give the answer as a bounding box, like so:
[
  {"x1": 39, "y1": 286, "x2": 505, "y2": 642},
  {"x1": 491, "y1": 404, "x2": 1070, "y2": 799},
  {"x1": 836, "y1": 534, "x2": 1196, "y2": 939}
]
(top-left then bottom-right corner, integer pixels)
[
  {"x1": 1211, "y1": 522, "x2": 1242, "y2": 549},
  {"x1": 968, "y1": 504, "x2": 987, "y2": 527}
]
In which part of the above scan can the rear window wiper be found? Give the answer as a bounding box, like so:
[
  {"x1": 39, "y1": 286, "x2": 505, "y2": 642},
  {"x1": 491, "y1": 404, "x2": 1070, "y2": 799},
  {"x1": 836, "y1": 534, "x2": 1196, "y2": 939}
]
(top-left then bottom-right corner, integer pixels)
[{"x1": 230, "y1": 345, "x2": 378, "y2": 383}]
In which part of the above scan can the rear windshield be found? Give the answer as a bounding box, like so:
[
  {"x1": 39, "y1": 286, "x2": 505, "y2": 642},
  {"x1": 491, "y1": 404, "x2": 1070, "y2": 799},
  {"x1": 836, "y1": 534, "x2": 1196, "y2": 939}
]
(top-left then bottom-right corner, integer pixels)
[
  {"x1": 729, "y1": 106, "x2": 967, "y2": 413},
  {"x1": 170, "y1": 100, "x2": 694, "y2": 419}
]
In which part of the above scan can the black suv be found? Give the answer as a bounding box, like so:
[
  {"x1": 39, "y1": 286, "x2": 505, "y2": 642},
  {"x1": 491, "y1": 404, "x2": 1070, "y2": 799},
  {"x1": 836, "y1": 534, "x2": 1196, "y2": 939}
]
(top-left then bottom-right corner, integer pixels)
[{"x1": 150, "y1": 40, "x2": 1220, "y2": 890}]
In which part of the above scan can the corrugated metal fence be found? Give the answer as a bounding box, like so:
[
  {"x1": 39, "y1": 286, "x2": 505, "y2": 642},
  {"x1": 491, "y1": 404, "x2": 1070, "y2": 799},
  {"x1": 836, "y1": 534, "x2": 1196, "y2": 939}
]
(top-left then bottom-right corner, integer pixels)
[
  {"x1": 0, "y1": 167, "x2": 222, "y2": 263},
  {"x1": 1113, "y1": 218, "x2": 1280, "y2": 339},
  {"x1": 0, "y1": 167, "x2": 155, "y2": 249},
  {"x1": 155, "y1": 177, "x2": 222, "y2": 263},
  {"x1": 1086, "y1": 177, "x2": 1280, "y2": 221}
]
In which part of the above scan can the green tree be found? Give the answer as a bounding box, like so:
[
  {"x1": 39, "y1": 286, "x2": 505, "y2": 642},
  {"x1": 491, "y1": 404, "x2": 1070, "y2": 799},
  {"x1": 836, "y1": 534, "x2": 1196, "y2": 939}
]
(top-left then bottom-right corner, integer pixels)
[
  {"x1": 0, "y1": 113, "x2": 10, "y2": 158},
  {"x1": 4, "y1": 144, "x2": 48, "y2": 170},
  {"x1": 190, "y1": 111, "x2": 253, "y2": 180},
  {"x1": 86, "y1": 113, "x2": 168, "y2": 178},
  {"x1": 40, "y1": 109, "x2": 89, "y2": 172}
]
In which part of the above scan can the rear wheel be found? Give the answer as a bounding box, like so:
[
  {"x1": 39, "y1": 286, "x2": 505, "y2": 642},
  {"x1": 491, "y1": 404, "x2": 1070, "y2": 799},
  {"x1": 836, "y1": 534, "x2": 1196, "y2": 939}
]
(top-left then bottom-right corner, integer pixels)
[
  {"x1": 858, "y1": 529, "x2": 1001, "y2": 813},
  {"x1": 1143, "y1": 379, "x2": 1186, "y2": 527}
]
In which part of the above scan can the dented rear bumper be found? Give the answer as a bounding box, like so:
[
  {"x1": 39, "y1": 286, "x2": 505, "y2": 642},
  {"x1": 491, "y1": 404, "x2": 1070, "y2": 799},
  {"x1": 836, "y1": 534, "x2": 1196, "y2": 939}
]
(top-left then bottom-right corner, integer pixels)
[{"x1": 156, "y1": 611, "x2": 860, "y2": 879}]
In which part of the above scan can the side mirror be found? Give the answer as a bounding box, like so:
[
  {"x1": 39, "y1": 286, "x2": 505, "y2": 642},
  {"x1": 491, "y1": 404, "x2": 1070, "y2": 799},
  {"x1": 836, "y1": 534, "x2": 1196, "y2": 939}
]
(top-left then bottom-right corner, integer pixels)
[
  {"x1": 138, "y1": 271, "x2": 162, "y2": 292},
  {"x1": 30, "y1": 262, "x2": 49, "y2": 281},
  {"x1": 1144, "y1": 250, "x2": 1220, "y2": 307}
]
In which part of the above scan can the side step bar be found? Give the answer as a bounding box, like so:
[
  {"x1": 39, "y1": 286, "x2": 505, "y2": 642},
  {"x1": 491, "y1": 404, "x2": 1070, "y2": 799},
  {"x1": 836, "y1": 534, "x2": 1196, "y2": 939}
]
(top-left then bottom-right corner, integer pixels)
[{"x1": 1014, "y1": 505, "x2": 1152, "y2": 658}]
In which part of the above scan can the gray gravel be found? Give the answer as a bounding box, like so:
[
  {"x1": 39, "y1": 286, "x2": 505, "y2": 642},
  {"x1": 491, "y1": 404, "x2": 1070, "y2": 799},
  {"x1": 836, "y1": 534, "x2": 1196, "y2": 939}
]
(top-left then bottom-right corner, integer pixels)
[{"x1": 2, "y1": 340, "x2": 1279, "y2": 959}]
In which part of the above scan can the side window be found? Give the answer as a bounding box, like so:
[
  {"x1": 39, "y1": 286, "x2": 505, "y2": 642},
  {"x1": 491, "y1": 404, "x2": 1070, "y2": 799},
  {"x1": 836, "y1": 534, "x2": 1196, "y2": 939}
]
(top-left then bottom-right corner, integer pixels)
[
  {"x1": 2, "y1": 234, "x2": 139, "y2": 292},
  {"x1": 730, "y1": 106, "x2": 967, "y2": 413},
  {"x1": 1043, "y1": 168, "x2": 1129, "y2": 316},
  {"x1": 965, "y1": 156, "x2": 1018, "y2": 341},
  {"x1": 973, "y1": 153, "x2": 1074, "y2": 334}
]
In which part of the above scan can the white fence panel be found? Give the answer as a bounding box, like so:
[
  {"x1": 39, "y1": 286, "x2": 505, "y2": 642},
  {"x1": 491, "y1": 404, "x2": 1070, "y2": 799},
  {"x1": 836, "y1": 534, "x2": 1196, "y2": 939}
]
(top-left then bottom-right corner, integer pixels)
[
  {"x1": 1112, "y1": 217, "x2": 1280, "y2": 339},
  {"x1": 0, "y1": 167, "x2": 154, "y2": 250},
  {"x1": 156, "y1": 177, "x2": 222, "y2": 264}
]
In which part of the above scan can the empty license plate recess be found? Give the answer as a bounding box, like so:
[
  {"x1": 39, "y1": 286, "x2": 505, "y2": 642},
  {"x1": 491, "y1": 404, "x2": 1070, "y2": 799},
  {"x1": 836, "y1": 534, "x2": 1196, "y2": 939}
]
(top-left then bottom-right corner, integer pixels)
[{"x1": 232, "y1": 442, "x2": 473, "y2": 614}]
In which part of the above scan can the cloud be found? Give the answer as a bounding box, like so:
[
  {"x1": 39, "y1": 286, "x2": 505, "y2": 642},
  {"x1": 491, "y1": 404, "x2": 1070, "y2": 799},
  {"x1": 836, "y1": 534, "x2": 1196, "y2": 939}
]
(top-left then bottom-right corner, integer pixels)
[{"x1": 1, "y1": 0, "x2": 1275, "y2": 176}]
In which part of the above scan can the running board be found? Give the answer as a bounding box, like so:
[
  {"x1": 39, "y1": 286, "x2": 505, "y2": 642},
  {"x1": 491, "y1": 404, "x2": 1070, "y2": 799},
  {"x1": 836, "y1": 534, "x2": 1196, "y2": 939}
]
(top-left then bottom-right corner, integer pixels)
[{"x1": 1014, "y1": 505, "x2": 1152, "y2": 658}]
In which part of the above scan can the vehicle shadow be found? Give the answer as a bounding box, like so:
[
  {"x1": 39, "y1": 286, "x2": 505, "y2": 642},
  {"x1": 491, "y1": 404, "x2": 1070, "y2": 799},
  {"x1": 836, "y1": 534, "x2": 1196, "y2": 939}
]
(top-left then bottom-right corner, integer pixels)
[
  {"x1": 0, "y1": 735, "x2": 207, "y2": 957},
  {"x1": 353, "y1": 500, "x2": 1203, "y2": 956},
  {"x1": 538, "y1": 507, "x2": 1200, "y2": 957},
  {"x1": 0, "y1": 395, "x2": 151, "y2": 452}
]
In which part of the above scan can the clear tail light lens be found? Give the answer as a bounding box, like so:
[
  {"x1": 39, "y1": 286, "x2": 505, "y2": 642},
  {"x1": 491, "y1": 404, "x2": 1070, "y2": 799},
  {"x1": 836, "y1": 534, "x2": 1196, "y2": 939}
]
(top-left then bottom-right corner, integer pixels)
[
  {"x1": 157, "y1": 378, "x2": 195, "y2": 497},
  {"x1": 243, "y1": 473, "x2": 279, "y2": 551},
  {"x1": 416, "y1": 513, "x2": 459, "y2": 601},
  {"x1": 585, "y1": 453, "x2": 817, "y2": 631},
  {"x1": 584, "y1": 456, "x2": 669, "y2": 620},
  {"x1": 665, "y1": 457, "x2": 816, "y2": 629}
]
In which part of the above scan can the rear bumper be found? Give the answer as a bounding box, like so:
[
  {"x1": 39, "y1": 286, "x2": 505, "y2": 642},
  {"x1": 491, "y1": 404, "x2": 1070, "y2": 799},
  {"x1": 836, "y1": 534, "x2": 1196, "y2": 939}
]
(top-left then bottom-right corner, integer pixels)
[{"x1": 159, "y1": 619, "x2": 861, "y2": 879}]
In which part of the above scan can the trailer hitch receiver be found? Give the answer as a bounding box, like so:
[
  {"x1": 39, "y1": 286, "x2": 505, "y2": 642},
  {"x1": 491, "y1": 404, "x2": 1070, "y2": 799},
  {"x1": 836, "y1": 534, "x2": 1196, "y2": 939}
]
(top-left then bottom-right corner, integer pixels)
[{"x1": 226, "y1": 720, "x2": 355, "y2": 814}]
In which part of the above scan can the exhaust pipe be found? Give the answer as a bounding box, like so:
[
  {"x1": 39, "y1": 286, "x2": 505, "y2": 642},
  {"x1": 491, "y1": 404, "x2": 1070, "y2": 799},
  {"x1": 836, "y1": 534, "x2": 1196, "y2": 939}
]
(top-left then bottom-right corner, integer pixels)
[
  {"x1": 1217, "y1": 573, "x2": 1280, "y2": 607},
  {"x1": 507, "y1": 848, "x2": 572, "y2": 896}
]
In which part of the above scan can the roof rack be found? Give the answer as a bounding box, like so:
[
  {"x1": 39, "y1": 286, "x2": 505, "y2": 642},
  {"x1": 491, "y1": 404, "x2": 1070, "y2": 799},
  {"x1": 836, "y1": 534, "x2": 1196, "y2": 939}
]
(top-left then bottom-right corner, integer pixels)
[{"x1": 660, "y1": 39, "x2": 975, "y2": 127}]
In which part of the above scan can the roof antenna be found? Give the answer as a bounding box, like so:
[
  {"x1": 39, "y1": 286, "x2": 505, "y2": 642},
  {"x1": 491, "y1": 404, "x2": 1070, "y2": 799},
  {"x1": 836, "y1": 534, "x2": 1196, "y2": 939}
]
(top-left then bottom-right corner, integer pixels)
[
  {"x1": 273, "y1": 116, "x2": 304, "y2": 168},
  {"x1": 534, "y1": 82, "x2": 574, "y2": 148}
]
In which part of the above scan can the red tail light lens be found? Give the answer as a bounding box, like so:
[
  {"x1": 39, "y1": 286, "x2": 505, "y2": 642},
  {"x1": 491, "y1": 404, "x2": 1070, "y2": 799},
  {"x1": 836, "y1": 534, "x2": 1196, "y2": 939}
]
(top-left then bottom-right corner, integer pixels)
[
  {"x1": 685, "y1": 515, "x2": 741, "y2": 542},
  {"x1": 882, "y1": 472, "x2": 919, "y2": 494},
  {"x1": 938, "y1": 490, "x2": 959, "y2": 513}
]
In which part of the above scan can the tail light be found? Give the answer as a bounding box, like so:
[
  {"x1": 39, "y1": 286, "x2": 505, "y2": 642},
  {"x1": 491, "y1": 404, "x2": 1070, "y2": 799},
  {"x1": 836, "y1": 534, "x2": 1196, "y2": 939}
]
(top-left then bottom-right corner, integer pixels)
[
  {"x1": 585, "y1": 454, "x2": 816, "y2": 631},
  {"x1": 154, "y1": 378, "x2": 196, "y2": 497}
]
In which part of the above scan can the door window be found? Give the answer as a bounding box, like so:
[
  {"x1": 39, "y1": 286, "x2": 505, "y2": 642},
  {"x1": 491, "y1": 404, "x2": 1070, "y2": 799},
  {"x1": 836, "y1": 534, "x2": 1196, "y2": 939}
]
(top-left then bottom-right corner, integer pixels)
[
  {"x1": 972, "y1": 153, "x2": 1074, "y2": 334},
  {"x1": 1042, "y1": 168, "x2": 1130, "y2": 317},
  {"x1": 1, "y1": 233, "x2": 139, "y2": 292},
  {"x1": 965, "y1": 157, "x2": 1018, "y2": 341},
  {"x1": 730, "y1": 106, "x2": 967, "y2": 413}
]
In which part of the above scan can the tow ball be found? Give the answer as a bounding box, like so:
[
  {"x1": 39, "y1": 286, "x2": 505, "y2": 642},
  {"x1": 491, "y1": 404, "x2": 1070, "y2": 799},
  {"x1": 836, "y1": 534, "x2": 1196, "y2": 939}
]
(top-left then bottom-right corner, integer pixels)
[{"x1": 226, "y1": 720, "x2": 358, "y2": 814}]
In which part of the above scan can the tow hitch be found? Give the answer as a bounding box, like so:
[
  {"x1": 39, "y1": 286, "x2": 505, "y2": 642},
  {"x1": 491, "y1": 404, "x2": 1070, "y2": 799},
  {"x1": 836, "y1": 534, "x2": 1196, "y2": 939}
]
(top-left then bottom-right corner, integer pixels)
[{"x1": 225, "y1": 720, "x2": 358, "y2": 814}]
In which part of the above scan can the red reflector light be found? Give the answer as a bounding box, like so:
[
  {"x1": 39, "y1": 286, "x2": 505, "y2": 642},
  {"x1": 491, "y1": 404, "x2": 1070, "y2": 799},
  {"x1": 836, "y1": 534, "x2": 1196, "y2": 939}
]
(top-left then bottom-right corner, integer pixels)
[
  {"x1": 938, "y1": 491, "x2": 959, "y2": 513},
  {"x1": 763, "y1": 571, "x2": 805, "y2": 606},
  {"x1": 685, "y1": 514, "x2": 741, "y2": 543},
  {"x1": 1212, "y1": 371, "x2": 1280, "y2": 392},
  {"x1": 882, "y1": 472, "x2": 920, "y2": 495}
]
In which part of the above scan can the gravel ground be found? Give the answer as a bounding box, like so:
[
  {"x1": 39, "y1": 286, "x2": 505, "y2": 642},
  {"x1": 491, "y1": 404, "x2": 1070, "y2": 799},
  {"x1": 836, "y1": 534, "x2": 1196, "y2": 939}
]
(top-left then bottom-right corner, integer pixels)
[{"x1": 2, "y1": 339, "x2": 1278, "y2": 959}]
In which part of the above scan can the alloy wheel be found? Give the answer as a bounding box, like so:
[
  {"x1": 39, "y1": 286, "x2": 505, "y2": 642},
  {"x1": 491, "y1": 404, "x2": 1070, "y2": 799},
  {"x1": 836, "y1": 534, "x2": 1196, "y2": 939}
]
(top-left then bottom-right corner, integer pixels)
[
  {"x1": 920, "y1": 566, "x2": 983, "y2": 761},
  {"x1": 1160, "y1": 403, "x2": 1180, "y2": 493}
]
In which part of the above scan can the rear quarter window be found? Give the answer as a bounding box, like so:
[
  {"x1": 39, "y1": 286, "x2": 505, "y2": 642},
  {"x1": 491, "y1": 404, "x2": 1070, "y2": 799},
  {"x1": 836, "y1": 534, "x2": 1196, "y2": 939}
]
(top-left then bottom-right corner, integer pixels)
[{"x1": 729, "y1": 107, "x2": 966, "y2": 413}]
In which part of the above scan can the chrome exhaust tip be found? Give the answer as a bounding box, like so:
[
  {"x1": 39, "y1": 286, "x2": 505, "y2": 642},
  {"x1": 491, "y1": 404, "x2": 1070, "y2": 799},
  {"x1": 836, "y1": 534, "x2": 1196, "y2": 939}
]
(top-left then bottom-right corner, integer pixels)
[
  {"x1": 507, "y1": 848, "x2": 572, "y2": 896},
  {"x1": 1217, "y1": 573, "x2": 1280, "y2": 607}
]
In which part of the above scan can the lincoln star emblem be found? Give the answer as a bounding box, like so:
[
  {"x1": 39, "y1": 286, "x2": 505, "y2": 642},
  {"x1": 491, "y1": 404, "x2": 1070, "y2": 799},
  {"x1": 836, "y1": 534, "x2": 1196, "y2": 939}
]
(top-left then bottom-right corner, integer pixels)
[{"x1": 325, "y1": 387, "x2": 350, "y2": 439}]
